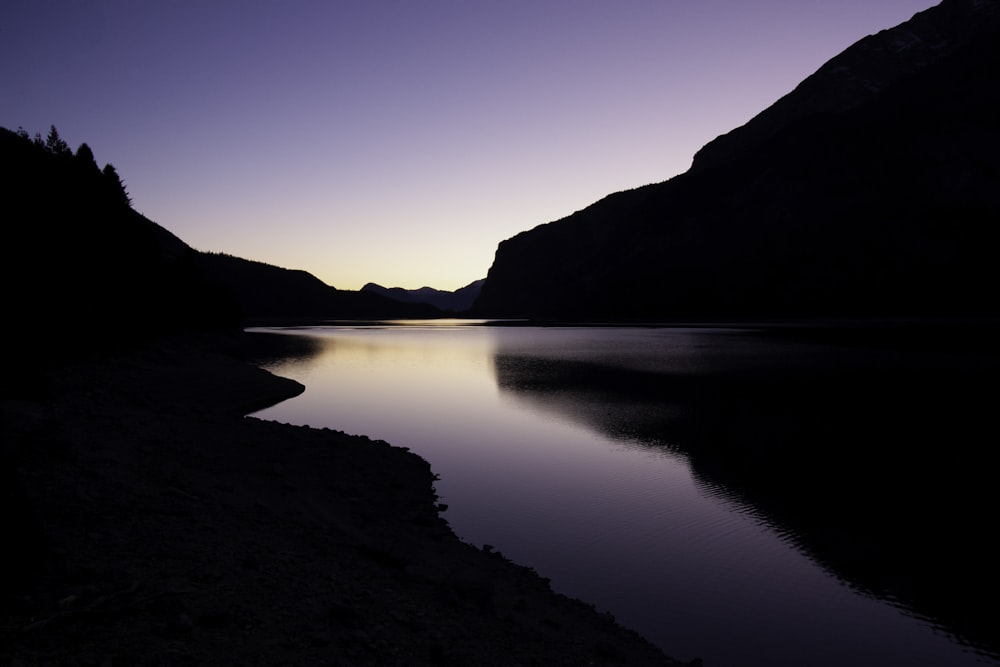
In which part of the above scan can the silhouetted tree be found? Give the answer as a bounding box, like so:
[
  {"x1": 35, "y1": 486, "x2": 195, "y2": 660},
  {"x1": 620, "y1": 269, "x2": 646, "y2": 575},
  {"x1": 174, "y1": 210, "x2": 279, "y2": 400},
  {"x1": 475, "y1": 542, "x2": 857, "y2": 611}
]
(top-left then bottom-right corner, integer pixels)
[
  {"x1": 45, "y1": 125, "x2": 71, "y2": 157},
  {"x1": 74, "y1": 142, "x2": 100, "y2": 172},
  {"x1": 102, "y1": 162, "x2": 132, "y2": 206},
  {"x1": 15, "y1": 126, "x2": 30, "y2": 141}
]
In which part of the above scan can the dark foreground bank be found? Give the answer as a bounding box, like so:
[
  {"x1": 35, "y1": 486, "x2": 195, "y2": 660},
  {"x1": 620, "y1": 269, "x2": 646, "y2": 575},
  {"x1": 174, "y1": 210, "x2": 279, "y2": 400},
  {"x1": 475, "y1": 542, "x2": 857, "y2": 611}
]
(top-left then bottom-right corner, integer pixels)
[{"x1": 1, "y1": 334, "x2": 685, "y2": 666}]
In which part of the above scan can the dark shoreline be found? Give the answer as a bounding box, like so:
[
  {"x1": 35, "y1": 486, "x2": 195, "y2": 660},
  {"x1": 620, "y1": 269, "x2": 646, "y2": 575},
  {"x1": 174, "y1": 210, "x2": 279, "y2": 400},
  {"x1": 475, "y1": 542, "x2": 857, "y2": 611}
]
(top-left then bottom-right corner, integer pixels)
[{"x1": 1, "y1": 332, "x2": 685, "y2": 665}]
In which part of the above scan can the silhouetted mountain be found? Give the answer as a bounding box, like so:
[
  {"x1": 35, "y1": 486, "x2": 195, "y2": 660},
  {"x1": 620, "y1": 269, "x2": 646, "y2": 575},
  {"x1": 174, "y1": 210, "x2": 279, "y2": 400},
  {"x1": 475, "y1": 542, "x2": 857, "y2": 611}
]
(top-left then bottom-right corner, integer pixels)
[
  {"x1": 198, "y1": 253, "x2": 442, "y2": 323},
  {"x1": 361, "y1": 279, "x2": 485, "y2": 313},
  {"x1": 0, "y1": 125, "x2": 240, "y2": 371},
  {"x1": 0, "y1": 126, "x2": 440, "y2": 372},
  {"x1": 473, "y1": 0, "x2": 1000, "y2": 320},
  {"x1": 1, "y1": 125, "x2": 241, "y2": 589},
  {"x1": 691, "y1": 0, "x2": 1000, "y2": 173},
  {"x1": 0, "y1": 125, "x2": 439, "y2": 597}
]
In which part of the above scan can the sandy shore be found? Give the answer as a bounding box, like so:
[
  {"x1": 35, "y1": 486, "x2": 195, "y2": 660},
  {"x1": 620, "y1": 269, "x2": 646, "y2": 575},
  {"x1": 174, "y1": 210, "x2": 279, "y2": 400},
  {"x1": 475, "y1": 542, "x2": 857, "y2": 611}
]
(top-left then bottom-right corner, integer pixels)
[{"x1": 2, "y1": 334, "x2": 687, "y2": 666}]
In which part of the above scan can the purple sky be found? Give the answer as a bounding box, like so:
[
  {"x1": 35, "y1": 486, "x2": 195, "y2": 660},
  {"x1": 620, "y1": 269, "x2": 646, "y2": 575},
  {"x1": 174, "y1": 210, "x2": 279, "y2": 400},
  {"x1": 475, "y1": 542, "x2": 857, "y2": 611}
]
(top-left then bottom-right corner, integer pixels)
[{"x1": 2, "y1": 0, "x2": 934, "y2": 291}]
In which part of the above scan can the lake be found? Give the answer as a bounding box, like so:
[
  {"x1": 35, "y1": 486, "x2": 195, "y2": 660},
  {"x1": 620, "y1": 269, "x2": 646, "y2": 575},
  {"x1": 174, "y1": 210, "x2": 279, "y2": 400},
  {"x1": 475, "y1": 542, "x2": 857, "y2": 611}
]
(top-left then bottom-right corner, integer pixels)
[{"x1": 249, "y1": 321, "x2": 999, "y2": 667}]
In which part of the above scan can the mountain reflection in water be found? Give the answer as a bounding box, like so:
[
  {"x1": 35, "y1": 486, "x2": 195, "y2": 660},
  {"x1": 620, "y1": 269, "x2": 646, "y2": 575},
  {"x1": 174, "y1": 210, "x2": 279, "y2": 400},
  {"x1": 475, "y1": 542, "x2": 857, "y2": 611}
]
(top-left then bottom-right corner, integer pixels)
[{"x1": 249, "y1": 323, "x2": 1000, "y2": 666}]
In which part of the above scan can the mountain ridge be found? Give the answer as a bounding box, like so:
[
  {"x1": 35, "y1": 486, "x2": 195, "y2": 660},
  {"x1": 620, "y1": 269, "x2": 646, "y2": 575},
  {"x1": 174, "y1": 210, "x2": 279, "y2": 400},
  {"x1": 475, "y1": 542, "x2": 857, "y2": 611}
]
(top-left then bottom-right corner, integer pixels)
[
  {"x1": 361, "y1": 279, "x2": 485, "y2": 313},
  {"x1": 197, "y1": 253, "x2": 442, "y2": 323},
  {"x1": 472, "y1": 0, "x2": 1000, "y2": 320},
  {"x1": 691, "y1": 0, "x2": 1000, "y2": 172},
  {"x1": 0, "y1": 125, "x2": 441, "y2": 349}
]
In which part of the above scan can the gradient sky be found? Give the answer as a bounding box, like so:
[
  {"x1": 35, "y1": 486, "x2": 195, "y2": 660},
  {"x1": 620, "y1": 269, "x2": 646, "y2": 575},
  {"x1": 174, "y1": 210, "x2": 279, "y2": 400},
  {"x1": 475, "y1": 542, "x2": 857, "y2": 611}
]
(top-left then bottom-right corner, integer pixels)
[{"x1": 3, "y1": 0, "x2": 934, "y2": 291}]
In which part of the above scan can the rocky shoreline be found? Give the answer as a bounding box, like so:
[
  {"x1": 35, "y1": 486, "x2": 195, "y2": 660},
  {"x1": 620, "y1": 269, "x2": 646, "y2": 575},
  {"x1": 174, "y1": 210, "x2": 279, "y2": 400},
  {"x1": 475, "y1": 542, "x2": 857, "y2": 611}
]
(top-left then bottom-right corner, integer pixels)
[{"x1": 2, "y1": 333, "x2": 687, "y2": 665}]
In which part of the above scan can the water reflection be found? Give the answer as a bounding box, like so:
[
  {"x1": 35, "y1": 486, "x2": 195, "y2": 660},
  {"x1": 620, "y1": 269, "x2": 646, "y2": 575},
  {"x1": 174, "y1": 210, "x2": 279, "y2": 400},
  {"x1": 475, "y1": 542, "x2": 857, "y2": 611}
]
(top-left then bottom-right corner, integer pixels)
[
  {"x1": 492, "y1": 325, "x2": 1000, "y2": 661},
  {"x1": 248, "y1": 324, "x2": 999, "y2": 666}
]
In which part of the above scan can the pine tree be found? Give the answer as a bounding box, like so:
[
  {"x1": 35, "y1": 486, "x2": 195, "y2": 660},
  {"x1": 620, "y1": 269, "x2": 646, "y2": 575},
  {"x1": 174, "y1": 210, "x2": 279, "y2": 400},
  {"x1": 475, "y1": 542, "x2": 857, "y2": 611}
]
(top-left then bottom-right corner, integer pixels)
[
  {"x1": 102, "y1": 163, "x2": 133, "y2": 207},
  {"x1": 74, "y1": 143, "x2": 100, "y2": 172},
  {"x1": 45, "y1": 125, "x2": 71, "y2": 157}
]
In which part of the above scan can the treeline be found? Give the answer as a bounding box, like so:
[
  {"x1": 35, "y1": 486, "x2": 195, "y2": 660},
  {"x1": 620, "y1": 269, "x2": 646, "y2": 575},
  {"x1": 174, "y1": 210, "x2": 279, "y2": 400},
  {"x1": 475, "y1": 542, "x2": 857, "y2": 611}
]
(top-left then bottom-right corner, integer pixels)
[
  {"x1": 1, "y1": 124, "x2": 240, "y2": 389},
  {"x1": 12, "y1": 124, "x2": 133, "y2": 207}
]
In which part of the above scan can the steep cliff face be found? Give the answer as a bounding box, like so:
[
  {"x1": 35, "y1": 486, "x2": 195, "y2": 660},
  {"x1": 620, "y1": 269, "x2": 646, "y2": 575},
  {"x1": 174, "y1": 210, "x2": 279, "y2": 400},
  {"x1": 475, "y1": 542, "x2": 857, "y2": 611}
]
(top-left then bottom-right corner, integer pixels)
[{"x1": 473, "y1": 0, "x2": 1000, "y2": 320}]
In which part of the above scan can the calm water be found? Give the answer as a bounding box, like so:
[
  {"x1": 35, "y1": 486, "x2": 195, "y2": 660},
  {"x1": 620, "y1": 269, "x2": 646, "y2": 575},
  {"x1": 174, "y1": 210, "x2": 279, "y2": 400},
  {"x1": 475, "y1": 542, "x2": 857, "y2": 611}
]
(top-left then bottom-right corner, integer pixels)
[{"x1": 249, "y1": 322, "x2": 997, "y2": 667}]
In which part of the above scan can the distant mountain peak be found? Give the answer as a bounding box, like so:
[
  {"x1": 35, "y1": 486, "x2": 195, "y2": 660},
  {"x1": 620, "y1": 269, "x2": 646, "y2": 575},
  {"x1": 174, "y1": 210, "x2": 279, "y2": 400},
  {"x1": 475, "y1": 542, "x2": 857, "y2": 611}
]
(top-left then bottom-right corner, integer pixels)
[{"x1": 361, "y1": 279, "x2": 485, "y2": 313}]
